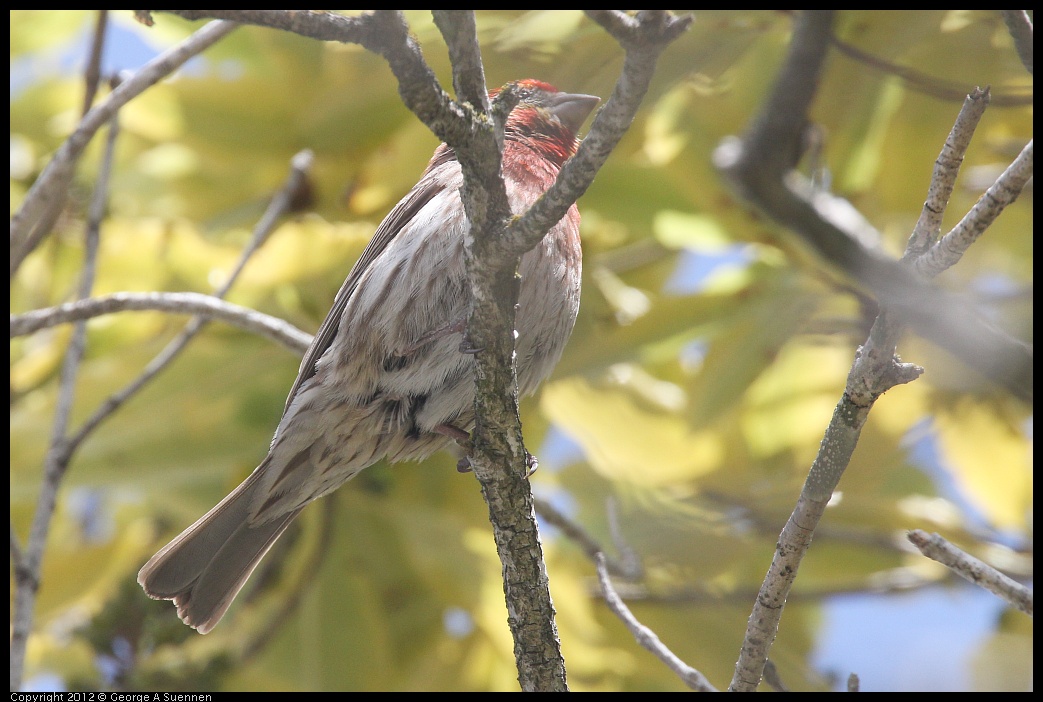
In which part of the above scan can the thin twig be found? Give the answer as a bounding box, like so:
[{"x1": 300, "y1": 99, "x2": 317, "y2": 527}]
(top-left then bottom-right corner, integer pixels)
[
  {"x1": 62, "y1": 150, "x2": 315, "y2": 462},
  {"x1": 599, "y1": 565, "x2": 951, "y2": 605},
  {"x1": 605, "y1": 496, "x2": 643, "y2": 579},
  {"x1": 1000, "y1": 10, "x2": 1032, "y2": 75},
  {"x1": 81, "y1": 10, "x2": 109, "y2": 117},
  {"x1": 904, "y1": 88, "x2": 991, "y2": 259},
  {"x1": 11, "y1": 292, "x2": 312, "y2": 354},
  {"x1": 715, "y1": 12, "x2": 1032, "y2": 402},
  {"x1": 10, "y1": 10, "x2": 111, "y2": 281},
  {"x1": 595, "y1": 553, "x2": 718, "y2": 692},
  {"x1": 10, "y1": 108, "x2": 118, "y2": 692},
  {"x1": 533, "y1": 497, "x2": 640, "y2": 579},
  {"x1": 10, "y1": 20, "x2": 238, "y2": 273},
  {"x1": 219, "y1": 150, "x2": 315, "y2": 295},
  {"x1": 907, "y1": 530, "x2": 1033, "y2": 616},
  {"x1": 915, "y1": 139, "x2": 1033, "y2": 278},
  {"x1": 432, "y1": 10, "x2": 489, "y2": 114},
  {"x1": 720, "y1": 9, "x2": 1030, "y2": 690},
  {"x1": 499, "y1": 11, "x2": 693, "y2": 266},
  {"x1": 830, "y1": 35, "x2": 1032, "y2": 107}
]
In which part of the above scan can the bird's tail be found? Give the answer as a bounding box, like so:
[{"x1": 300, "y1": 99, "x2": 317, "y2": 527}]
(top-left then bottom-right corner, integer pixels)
[{"x1": 137, "y1": 469, "x2": 300, "y2": 634}]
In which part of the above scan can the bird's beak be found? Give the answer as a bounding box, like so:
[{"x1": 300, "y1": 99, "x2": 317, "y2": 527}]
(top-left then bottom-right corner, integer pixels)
[{"x1": 549, "y1": 92, "x2": 601, "y2": 134}]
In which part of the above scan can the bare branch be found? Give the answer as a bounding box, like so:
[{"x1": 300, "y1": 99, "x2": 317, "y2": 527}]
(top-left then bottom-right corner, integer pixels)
[
  {"x1": 11, "y1": 292, "x2": 311, "y2": 354},
  {"x1": 433, "y1": 11, "x2": 490, "y2": 113},
  {"x1": 714, "y1": 12, "x2": 1030, "y2": 402},
  {"x1": 502, "y1": 11, "x2": 694, "y2": 265},
  {"x1": 62, "y1": 150, "x2": 315, "y2": 459},
  {"x1": 905, "y1": 88, "x2": 991, "y2": 259},
  {"x1": 81, "y1": 10, "x2": 109, "y2": 117},
  {"x1": 453, "y1": 12, "x2": 691, "y2": 690},
  {"x1": 907, "y1": 530, "x2": 1033, "y2": 616},
  {"x1": 163, "y1": 11, "x2": 475, "y2": 151},
  {"x1": 10, "y1": 12, "x2": 114, "y2": 284},
  {"x1": 1000, "y1": 10, "x2": 1033, "y2": 75},
  {"x1": 915, "y1": 139, "x2": 1033, "y2": 278},
  {"x1": 10, "y1": 108, "x2": 117, "y2": 692},
  {"x1": 594, "y1": 565, "x2": 950, "y2": 605},
  {"x1": 163, "y1": 9, "x2": 377, "y2": 42},
  {"x1": 831, "y1": 35, "x2": 1031, "y2": 106},
  {"x1": 533, "y1": 497, "x2": 641, "y2": 579},
  {"x1": 762, "y1": 660, "x2": 790, "y2": 693},
  {"x1": 595, "y1": 554, "x2": 718, "y2": 692},
  {"x1": 10, "y1": 20, "x2": 238, "y2": 272},
  {"x1": 724, "y1": 11, "x2": 1030, "y2": 692}
]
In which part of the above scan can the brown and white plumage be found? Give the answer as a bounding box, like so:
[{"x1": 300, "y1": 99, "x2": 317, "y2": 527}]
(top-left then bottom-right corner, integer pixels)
[{"x1": 138, "y1": 80, "x2": 598, "y2": 633}]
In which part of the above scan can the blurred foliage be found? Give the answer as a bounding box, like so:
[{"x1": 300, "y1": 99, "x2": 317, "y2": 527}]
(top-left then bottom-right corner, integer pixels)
[{"x1": 10, "y1": 10, "x2": 1032, "y2": 692}]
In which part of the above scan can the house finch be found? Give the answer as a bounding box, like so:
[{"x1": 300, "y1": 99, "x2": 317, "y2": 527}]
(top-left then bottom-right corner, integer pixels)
[{"x1": 138, "y1": 79, "x2": 599, "y2": 633}]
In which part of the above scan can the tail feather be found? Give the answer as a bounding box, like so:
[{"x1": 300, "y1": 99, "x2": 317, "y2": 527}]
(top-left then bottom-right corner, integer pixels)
[{"x1": 137, "y1": 470, "x2": 301, "y2": 634}]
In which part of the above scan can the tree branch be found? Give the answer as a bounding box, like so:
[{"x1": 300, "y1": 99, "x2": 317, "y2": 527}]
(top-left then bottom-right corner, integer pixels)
[
  {"x1": 1000, "y1": 10, "x2": 1033, "y2": 75},
  {"x1": 830, "y1": 35, "x2": 1032, "y2": 106},
  {"x1": 721, "y1": 11, "x2": 1031, "y2": 692},
  {"x1": 904, "y1": 88, "x2": 991, "y2": 259},
  {"x1": 451, "y1": 11, "x2": 691, "y2": 690},
  {"x1": 80, "y1": 10, "x2": 109, "y2": 117},
  {"x1": 595, "y1": 554, "x2": 718, "y2": 692},
  {"x1": 533, "y1": 497, "x2": 642, "y2": 579},
  {"x1": 64, "y1": 150, "x2": 314, "y2": 462},
  {"x1": 10, "y1": 105, "x2": 117, "y2": 692},
  {"x1": 500, "y1": 11, "x2": 693, "y2": 266},
  {"x1": 433, "y1": 10, "x2": 490, "y2": 114},
  {"x1": 915, "y1": 139, "x2": 1033, "y2": 278},
  {"x1": 10, "y1": 20, "x2": 238, "y2": 274},
  {"x1": 714, "y1": 12, "x2": 1032, "y2": 402},
  {"x1": 907, "y1": 530, "x2": 1033, "y2": 616},
  {"x1": 123, "y1": 10, "x2": 693, "y2": 690},
  {"x1": 11, "y1": 292, "x2": 311, "y2": 353}
]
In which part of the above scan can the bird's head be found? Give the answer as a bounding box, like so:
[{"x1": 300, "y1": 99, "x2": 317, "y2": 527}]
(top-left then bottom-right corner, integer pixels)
[{"x1": 496, "y1": 79, "x2": 600, "y2": 166}]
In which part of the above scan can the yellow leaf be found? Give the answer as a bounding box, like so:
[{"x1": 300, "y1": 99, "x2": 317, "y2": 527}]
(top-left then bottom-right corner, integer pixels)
[
  {"x1": 934, "y1": 404, "x2": 1032, "y2": 531},
  {"x1": 542, "y1": 375, "x2": 723, "y2": 485}
]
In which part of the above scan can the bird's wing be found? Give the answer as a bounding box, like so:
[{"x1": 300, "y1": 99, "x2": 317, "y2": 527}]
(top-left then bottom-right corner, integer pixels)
[{"x1": 282, "y1": 161, "x2": 454, "y2": 414}]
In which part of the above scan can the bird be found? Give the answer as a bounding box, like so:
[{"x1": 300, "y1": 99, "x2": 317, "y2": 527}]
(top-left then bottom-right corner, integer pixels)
[{"x1": 138, "y1": 79, "x2": 599, "y2": 633}]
